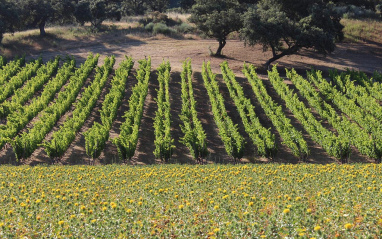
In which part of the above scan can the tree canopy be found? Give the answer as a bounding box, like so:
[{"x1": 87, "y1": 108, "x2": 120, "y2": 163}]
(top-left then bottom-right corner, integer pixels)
[
  {"x1": 74, "y1": 0, "x2": 122, "y2": 31},
  {"x1": 15, "y1": 0, "x2": 53, "y2": 36},
  {"x1": 146, "y1": 0, "x2": 169, "y2": 12},
  {"x1": 0, "y1": 0, "x2": 18, "y2": 43},
  {"x1": 14, "y1": 0, "x2": 77, "y2": 36},
  {"x1": 240, "y1": 0, "x2": 344, "y2": 67},
  {"x1": 179, "y1": 0, "x2": 195, "y2": 10},
  {"x1": 189, "y1": 0, "x2": 243, "y2": 56},
  {"x1": 122, "y1": 0, "x2": 147, "y2": 15}
]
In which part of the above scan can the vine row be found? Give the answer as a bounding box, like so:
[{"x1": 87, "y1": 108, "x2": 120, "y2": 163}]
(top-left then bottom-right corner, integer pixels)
[
  {"x1": 221, "y1": 61, "x2": 276, "y2": 158},
  {"x1": 307, "y1": 69, "x2": 382, "y2": 143},
  {"x1": 0, "y1": 58, "x2": 78, "y2": 151},
  {"x1": 0, "y1": 58, "x2": 42, "y2": 104},
  {"x1": 243, "y1": 64, "x2": 308, "y2": 159},
  {"x1": 203, "y1": 61, "x2": 245, "y2": 161},
  {"x1": 0, "y1": 57, "x2": 60, "y2": 118},
  {"x1": 112, "y1": 58, "x2": 151, "y2": 161},
  {"x1": 287, "y1": 69, "x2": 380, "y2": 160},
  {"x1": 42, "y1": 56, "x2": 115, "y2": 159},
  {"x1": 153, "y1": 61, "x2": 175, "y2": 162},
  {"x1": 179, "y1": 59, "x2": 208, "y2": 161},
  {"x1": 269, "y1": 67, "x2": 350, "y2": 160},
  {"x1": 0, "y1": 56, "x2": 25, "y2": 86},
  {"x1": 8, "y1": 54, "x2": 98, "y2": 161},
  {"x1": 0, "y1": 56, "x2": 5, "y2": 68},
  {"x1": 84, "y1": 57, "x2": 134, "y2": 159},
  {"x1": 330, "y1": 70, "x2": 382, "y2": 122}
]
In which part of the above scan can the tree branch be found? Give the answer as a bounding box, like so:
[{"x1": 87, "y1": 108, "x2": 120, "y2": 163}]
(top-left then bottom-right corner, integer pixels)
[{"x1": 265, "y1": 44, "x2": 300, "y2": 69}]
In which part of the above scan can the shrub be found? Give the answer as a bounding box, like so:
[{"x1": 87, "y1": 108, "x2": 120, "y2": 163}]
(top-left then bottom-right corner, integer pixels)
[
  {"x1": 145, "y1": 22, "x2": 155, "y2": 31},
  {"x1": 377, "y1": 4, "x2": 382, "y2": 17},
  {"x1": 153, "y1": 23, "x2": 176, "y2": 35},
  {"x1": 175, "y1": 22, "x2": 194, "y2": 34}
]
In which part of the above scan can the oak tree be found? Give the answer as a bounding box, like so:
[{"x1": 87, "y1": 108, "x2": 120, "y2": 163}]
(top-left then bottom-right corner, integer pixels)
[
  {"x1": 189, "y1": 0, "x2": 243, "y2": 56},
  {"x1": 241, "y1": 0, "x2": 344, "y2": 68}
]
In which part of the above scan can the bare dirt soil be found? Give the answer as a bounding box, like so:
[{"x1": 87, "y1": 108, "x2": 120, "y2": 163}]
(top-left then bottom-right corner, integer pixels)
[
  {"x1": 1, "y1": 36, "x2": 381, "y2": 165},
  {"x1": 18, "y1": 37, "x2": 381, "y2": 75}
]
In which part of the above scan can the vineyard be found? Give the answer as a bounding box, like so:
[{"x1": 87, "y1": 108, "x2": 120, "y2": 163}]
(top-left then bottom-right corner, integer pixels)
[{"x1": 0, "y1": 54, "x2": 382, "y2": 164}]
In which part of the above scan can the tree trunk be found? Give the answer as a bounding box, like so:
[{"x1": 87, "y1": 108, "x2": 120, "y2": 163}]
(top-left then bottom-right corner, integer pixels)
[
  {"x1": 215, "y1": 39, "x2": 226, "y2": 56},
  {"x1": 91, "y1": 19, "x2": 103, "y2": 32},
  {"x1": 39, "y1": 20, "x2": 46, "y2": 37},
  {"x1": 265, "y1": 45, "x2": 300, "y2": 70},
  {"x1": 265, "y1": 54, "x2": 284, "y2": 70}
]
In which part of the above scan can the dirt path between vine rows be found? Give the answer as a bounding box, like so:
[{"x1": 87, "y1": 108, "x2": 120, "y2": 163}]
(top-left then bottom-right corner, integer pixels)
[{"x1": 0, "y1": 37, "x2": 380, "y2": 164}]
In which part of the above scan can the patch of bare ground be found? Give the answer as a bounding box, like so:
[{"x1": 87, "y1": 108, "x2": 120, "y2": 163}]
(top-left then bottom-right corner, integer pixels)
[{"x1": 16, "y1": 39, "x2": 382, "y2": 78}]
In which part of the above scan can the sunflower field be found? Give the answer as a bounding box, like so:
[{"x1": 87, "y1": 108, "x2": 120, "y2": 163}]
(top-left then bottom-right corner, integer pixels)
[{"x1": 0, "y1": 164, "x2": 381, "y2": 238}]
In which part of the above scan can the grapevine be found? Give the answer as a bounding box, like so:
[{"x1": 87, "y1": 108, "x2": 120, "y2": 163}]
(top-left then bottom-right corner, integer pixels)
[
  {"x1": 287, "y1": 68, "x2": 381, "y2": 161},
  {"x1": 179, "y1": 59, "x2": 208, "y2": 162},
  {"x1": 221, "y1": 61, "x2": 276, "y2": 158},
  {"x1": 0, "y1": 56, "x2": 60, "y2": 118},
  {"x1": 112, "y1": 57, "x2": 151, "y2": 161},
  {"x1": 203, "y1": 61, "x2": 245, "y2": 161},
  {"x1": 84, "y1": 57, "x2": 134, "y2": 159},
  {"x1": 42, "y1": 56, "x2": 115, "y2": 159},
  {"x1": 8, "y1": 54, "x2": 98, "y2": 161},
  {"x1": 153, "y1": 61, "x2": 175, "y2": 162},
  {"x1": 0, "y1": 58, "x2": 42, "y2": 104},
  {"x1": 268, "y1": 66, "x2": 350, "y2": 161},
  {"x1": 243, "y1": 63, "x2": 309, "y2": 159}
]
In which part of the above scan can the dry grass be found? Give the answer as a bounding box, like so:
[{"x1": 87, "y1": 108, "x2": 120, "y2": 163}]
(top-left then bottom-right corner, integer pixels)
[
  {"x1": 3, "y1": 25, "x2": 91, "y2": 43},
  {"x1": 0, "y1": 13, "x2": 195, "y2": 58},
  {"x1": 166, "y1": 12, "x2": 191, "y2": 22},
  {"x1": 342, "y1": 18, "x2": 382, "y2": 44}
]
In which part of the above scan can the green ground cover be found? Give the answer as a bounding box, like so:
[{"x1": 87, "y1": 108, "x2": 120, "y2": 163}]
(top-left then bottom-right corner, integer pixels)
[{"x1": 0, "y1": 164, "x2": 381, "y2": 238}]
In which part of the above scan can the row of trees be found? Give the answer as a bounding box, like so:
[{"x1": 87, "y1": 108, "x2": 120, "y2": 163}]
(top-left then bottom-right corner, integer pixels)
[{"x1": 0, "y1": 0, "x2": 174, "y2": 43}]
